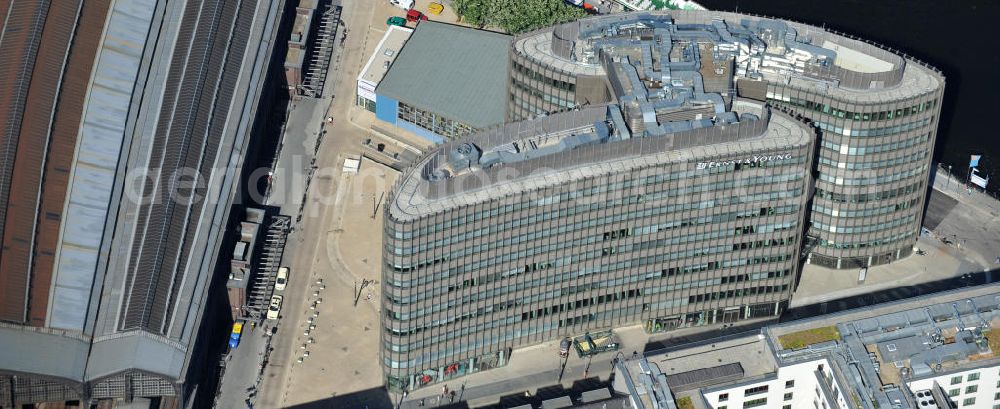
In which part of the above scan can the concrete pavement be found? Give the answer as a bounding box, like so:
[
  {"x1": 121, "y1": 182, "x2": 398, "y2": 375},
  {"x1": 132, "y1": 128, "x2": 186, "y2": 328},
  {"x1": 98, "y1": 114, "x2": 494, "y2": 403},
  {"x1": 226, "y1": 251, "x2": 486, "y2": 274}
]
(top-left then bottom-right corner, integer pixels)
[
  {"x1": 266, "y1": 97, "x2": 326, "y2": 219},
  {"x1": 253, "y1": 0, "x2": 398, "y2": 407},
  {"x1": 792, "y1": 235, "x2": 977, "y2": 308},
  {"x1": 930, "y1": 167, "x2": 1000, "y2": 269},
  {"x1": 215, "y1": 325, "x2": 271, "y2": 408}
]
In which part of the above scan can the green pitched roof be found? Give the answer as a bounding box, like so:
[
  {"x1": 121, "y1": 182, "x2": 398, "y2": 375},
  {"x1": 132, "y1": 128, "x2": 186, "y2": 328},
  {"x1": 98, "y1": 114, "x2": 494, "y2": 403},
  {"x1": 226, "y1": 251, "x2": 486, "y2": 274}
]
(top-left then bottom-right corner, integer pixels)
[{"x1": 376, "y1": 21, "x2": 511, "y2": 129}]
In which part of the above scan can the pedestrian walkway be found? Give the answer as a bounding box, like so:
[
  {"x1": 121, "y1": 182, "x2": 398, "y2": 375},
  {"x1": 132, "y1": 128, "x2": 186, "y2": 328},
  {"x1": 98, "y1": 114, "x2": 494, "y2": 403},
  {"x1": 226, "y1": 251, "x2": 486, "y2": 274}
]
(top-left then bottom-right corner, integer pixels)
[
  {"x1": 933, "y1": 166, "x2": 1000, "y2": 217},
  {"x1": 395, "y1": 320, "x2": 768, "y2": 408},
  {"x1": 215, "y1": 325, "x2": 272, "y2": 409}
]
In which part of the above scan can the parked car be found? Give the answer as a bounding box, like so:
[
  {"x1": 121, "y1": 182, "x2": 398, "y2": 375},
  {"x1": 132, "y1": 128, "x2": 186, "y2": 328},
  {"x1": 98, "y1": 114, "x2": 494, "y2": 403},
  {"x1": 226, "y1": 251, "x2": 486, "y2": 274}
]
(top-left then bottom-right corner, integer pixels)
[
  {"x1": 428, "y1": 2, "x2": 444, "y2": 14},
  {"x1": 386, "y1": 16, "x2": 406, "y2": 27},
  {"x1": 389, "y1": 0, "x2": 414, "y2": 10},
  {"x1": 406, "y1": 9, "x2": 428, "y2": 22},
  {"x1": 275, "y1": 267, "x2": 288, "y2": 291},
  {"x1": 267, "y1": 295, "x2": 283, "y2": 320}
]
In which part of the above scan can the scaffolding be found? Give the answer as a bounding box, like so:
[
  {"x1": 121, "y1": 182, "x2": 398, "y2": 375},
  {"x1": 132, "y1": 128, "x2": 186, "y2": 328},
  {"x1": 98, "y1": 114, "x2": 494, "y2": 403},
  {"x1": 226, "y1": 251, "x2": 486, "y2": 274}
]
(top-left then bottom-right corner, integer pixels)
[
  {"x1": 245, "y1": 215, "x2": 291, "y2": 320},
  {"x1": 300, "y1": 4, "x2": 341, "y2": 98}
]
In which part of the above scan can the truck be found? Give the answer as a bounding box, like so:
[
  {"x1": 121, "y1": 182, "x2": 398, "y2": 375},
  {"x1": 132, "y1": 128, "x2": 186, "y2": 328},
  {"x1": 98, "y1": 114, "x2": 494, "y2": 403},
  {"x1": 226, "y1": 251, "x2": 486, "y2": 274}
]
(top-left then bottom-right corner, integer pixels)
[{"x1": 229, "y1": 322, "x2": 244, "y2": 349}]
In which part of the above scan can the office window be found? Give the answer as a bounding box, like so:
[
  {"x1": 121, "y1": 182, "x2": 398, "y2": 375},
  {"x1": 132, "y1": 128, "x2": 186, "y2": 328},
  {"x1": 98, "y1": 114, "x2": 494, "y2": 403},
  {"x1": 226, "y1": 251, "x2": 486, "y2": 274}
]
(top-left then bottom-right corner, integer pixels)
[
  {"x1": 783, "y1": 406, "x2": 792, "y2": 409},
  {"x1": 949, "y1": 389, "x2": 960, "y2": 397},
  {"x1": 784, "y1": 392, "x2": 793, "y2": 401},
  {"x1": 785, "y1": 380, "x2": 795, "y2": 388},
  {"x1": 968, "y1": 372, "x2": 981, "y2": 381},
  {"x1": 719, "y1": 393, "x2": 729, "y2": 402},
  {"x1": 994, "y1": 391, "x2": 1000, "y2": 400},
  {"x1": 966, "y1": 385, "x2": 978, "y2": 394},
  {"x1": 743, "y1": 398, "x2": 767, "y2": 408},
  {"x1": 744, "y1": 385, "x2": 769, "y2": 396},
  {"x1": 963, "y1": 397, "x2": 976, "y2": 406},
  {"x1": 952, "y1": 376, "x2": 963, "y2": 385}
]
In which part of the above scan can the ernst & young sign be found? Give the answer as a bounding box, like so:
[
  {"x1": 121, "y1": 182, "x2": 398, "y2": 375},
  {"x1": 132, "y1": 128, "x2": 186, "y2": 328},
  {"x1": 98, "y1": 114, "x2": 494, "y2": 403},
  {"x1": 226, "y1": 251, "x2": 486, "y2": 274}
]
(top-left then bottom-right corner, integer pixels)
[{"x1": 696, "y1": 153, "x2": 792, "y2": 170}]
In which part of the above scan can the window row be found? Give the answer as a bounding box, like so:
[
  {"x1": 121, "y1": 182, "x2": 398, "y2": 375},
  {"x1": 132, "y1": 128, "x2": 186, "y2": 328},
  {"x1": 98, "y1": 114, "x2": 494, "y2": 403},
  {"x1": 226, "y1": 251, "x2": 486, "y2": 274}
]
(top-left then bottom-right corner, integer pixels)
[
  {"x1": 815, "y1": 117, "x2": 931, "y2": 138},
  {"x1": 811, "y1": 214, "x2": 914, "y2": 234},
  {"x1": 812, "y1": 198, "x2": 918, "y2": 219},
  {"x1": 772, "y1": 94, "x2": 936, "y2": 123},
  {"x1": 817, "y1": 164, "x2": 926, "y2": 186},
  {"x1": 814, "y1": 181, "x2": 921, "y2": 204},
  {"x1": 819, "y1": 132, "x2": 929, "y2": 156},
  {"x1": 817, "y1": 150, "x2": 926, "y2": 171},
  {"x1": 816, "y1": 231, "x2": 912, "y2": 250}
]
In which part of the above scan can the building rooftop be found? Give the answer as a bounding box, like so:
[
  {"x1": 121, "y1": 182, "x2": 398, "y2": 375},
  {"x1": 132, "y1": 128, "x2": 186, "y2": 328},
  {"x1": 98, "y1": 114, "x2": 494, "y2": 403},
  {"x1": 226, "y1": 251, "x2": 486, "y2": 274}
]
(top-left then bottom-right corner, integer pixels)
[
  {"x1": 389, "y1": 100, "x2": 813, "y2": 221},
  {"x1": 652, "y1": 335, "x2": 775, "y2": 386},
  {"x1": 376, "y1": 21, "x2": 511, "y2": 129},
  {"x1": 358, "y1": 25, "x2": 412, "y2": 85},
  {"x1": 514, "y1": 10, "x2": 941, "y2": 105},
  {"x1": 614, "y1": 284, "x2": 1000, "y2": 409}
]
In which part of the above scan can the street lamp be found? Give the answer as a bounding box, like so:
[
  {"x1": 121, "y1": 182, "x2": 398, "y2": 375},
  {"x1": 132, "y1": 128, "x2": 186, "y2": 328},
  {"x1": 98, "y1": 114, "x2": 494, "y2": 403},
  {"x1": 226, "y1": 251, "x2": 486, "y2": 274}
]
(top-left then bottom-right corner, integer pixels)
[{"x1": 947, "y1": 165, "x2": 953, "y2": 189}]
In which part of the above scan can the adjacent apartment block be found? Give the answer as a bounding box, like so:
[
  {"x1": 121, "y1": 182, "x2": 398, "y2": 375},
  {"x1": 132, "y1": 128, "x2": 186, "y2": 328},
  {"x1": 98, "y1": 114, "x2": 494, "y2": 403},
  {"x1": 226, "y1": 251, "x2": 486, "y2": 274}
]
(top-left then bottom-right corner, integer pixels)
[
  {"x1": 615, "y1": 284, "x2": 1000, "y2": 409},
  {"x1": 0, "y1": 0, "x2": 281, "y2": 407},
  {"x1": 509, "y1": 11, "x2": 944, "y2": 270},
  {"x1": 383, "y1": 10, "x2": 944, "y2": 391}
]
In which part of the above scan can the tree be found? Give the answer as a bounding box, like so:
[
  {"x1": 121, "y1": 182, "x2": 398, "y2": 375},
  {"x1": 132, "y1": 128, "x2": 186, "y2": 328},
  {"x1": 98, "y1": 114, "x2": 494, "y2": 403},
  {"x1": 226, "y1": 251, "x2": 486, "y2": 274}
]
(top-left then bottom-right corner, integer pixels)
[{"x1": 452, "y1": 0, "x2": 587, "y2": 34}]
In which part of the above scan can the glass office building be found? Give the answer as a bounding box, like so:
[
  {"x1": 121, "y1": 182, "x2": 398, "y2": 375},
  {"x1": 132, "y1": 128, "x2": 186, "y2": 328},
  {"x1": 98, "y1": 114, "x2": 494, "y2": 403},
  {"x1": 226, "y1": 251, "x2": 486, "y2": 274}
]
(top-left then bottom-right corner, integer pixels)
[
  {"x1": 509, "y1": 11, "x2": 944, "y2": 270},
  {"x1": 385, "y1": 97, "x2": 816, "y2": 393},
  {"x1": 382, "y1": 10, "x2": 944, "y2": 391}
]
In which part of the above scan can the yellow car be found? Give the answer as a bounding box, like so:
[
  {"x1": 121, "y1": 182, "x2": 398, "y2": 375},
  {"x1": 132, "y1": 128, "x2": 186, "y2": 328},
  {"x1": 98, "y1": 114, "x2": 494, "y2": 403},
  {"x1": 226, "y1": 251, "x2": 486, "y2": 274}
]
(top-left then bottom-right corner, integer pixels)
[{"x1": 428, "y1": 2, "x2": 444, "y2": 15}]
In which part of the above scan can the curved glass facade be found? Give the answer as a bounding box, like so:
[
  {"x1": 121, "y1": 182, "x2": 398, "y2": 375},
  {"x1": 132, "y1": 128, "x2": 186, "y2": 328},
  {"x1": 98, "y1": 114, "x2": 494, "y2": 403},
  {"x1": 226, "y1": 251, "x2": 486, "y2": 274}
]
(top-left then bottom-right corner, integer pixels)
[
  {"x1": 766, "y1": 87, "x2": 943, "y2": 269},
  {"x1": 383, "y1": 103, "x2": 815, "y2": 390},
  {"x1": 382, "y1": 8, "x2": 946, "y2": 393},
  {"x1": 506, "y1": 10, "x2": 945, "y2": 270}
]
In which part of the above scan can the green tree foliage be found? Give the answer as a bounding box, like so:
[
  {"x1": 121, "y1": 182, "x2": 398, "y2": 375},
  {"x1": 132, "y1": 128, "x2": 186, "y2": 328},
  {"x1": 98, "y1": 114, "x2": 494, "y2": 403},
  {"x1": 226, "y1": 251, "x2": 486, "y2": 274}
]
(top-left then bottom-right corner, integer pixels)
[{"x1": 452, "y1": 0, "x2": 587, "y2": 34}]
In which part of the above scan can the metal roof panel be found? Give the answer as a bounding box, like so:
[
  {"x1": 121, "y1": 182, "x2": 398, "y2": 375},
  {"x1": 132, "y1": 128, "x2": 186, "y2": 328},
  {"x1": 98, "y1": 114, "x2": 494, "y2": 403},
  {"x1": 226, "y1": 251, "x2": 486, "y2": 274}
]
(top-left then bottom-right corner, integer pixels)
[{"x1": 376, "y1": 21, "x2": 511, "y2": 129}]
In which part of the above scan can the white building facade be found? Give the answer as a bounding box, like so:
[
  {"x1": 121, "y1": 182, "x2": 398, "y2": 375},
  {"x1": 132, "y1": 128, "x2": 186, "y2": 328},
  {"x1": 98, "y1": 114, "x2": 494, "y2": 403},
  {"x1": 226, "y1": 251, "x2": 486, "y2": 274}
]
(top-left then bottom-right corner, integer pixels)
[
  {"x1": 908, "y1": 364, "x2": 1000, "y2": 408},
  {"x1": 702, "y1": 359, "x2": 851, "y2": 409}
]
